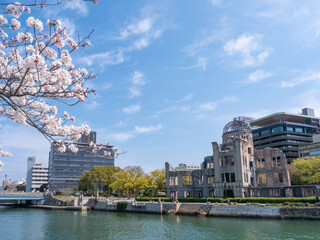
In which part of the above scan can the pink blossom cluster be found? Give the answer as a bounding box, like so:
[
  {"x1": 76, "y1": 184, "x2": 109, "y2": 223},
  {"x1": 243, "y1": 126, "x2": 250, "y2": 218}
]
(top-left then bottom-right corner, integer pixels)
[{"x1": 0, "y1": 1, "x2": 117, "y2": 157}]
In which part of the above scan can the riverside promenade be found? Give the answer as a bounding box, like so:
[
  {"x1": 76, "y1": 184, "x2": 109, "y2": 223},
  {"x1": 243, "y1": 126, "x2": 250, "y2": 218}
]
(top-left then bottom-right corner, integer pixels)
[{"x1": 37, "y1": 195, "x2": 320, "y2": 220}]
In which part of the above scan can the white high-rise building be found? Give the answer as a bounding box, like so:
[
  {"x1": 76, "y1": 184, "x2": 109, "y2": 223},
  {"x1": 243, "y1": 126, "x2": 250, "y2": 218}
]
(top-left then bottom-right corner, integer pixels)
[{"x1": 26, "y1": 157, "x2": 48, "y2": 192}]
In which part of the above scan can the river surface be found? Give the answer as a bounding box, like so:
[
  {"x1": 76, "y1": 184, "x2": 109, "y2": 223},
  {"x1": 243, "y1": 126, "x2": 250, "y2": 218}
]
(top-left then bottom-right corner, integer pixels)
[{"x1": 0, "y1": 206, "x2": 319, "y2": 240}]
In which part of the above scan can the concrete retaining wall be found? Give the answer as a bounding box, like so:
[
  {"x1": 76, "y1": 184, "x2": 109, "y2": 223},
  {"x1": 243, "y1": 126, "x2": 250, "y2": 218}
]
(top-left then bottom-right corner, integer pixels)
[
  {"x1": 43, "y1": 196, "x2": 320, "y2": 220},
  {"x1": 280, "y1": 207, "x2": 320, "y2": 219},
  {"x1": 208, "y1": 205, "x2": 280, "y2": 218},
  {"x1": 94, "y1": 201, "x2": 180, "y2": 214},
  {"x1": 44, "y1": 195, "x2": 65, "y2": 206},
  {"x1": 94, "y1": 201, "x2": 117, "y2": 211}
]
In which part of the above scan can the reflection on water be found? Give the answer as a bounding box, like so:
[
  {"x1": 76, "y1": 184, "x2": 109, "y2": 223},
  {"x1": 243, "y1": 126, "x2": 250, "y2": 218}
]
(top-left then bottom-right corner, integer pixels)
[{"x1": 0, "y1": 208, "x2": 319, "y2": 240}]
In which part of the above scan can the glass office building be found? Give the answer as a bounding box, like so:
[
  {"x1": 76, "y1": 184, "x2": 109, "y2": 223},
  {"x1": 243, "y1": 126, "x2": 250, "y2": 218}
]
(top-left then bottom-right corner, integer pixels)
[{"x1": 251, "y1": 108, "x2": 320, "y2": 163}]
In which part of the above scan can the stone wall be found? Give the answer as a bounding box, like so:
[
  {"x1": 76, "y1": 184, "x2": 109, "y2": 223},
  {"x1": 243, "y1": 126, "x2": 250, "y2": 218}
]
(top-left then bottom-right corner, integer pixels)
[
  {"x1": 44, "y1": 195, "x2": 66, "y2": 206},
  {"x1": 94, "y1": 200, "x2": 180, "y2": 214},
  {"x1": 280, "y1": 207, "x2": 320, "y2": 219},
  {"x1": 208, "y1": 205, "x2": 280, "y2": 218}
]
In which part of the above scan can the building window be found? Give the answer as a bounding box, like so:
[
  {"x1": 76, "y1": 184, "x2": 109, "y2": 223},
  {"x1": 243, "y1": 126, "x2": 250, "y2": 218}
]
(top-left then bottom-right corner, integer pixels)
[
  {"x1": 258, "y1": 174, "x2": 267, "y2": 184},
  {"x1": 305, "y1": 128, "x2": 312, "y2": 134},
  {"x1": 271, "y1": 126, "x2": 284, "y2": 133},
  {"x1": 207, "y1": 163, "x2": 214, "y2": 169},
  {"x1": 256, "y1": 158, "x2": 265, "y2": 168},
  {"x1": 169, "y1": 177, "x2": 177, "y2": 186},
  {"x1": 244, "y1": 173, "x2": 248, "y2": 183},
  {"x1": 243, "y1": 156, "x2": 247, "y2": 167},
  {"x1": 221, "y1": 173, "x2": 231, "y2": 182},
  {"x1": 220, "y1": 158, "x2": 223, "y2": 167},
  {"x1": 226, "y1": 173, "x2": 230, "y2": 182},
  {"x1": 295, "y1": 127, "x2": 303, "y2": 133},
  {"x1": 261, "y1": 129, "x2": 270, "y2": 136},
  {"x1": 182, "y1": 176, "x2": 192, "y2": 185},
  {"x1": 208, "y1": 176, "x2": 214, "y2": 184},
  {"x1": 248, "y1": 147, "x2": 252, "y2": 154},
  {"x1": 272, "y1": 157, "x2": 281, "y2": 167},
  {"x1": 286, "y1": 126, "x2": 294, "y2": 132},
  {"x1": 274, "y1": 173, "x2": 283, "y2": 183},
  {"x1": 253, "y1": 132, "x2": 260, "y2": 138},
  {"x1": 231, "y1": 173, "x2": 235, "y2": 182}
]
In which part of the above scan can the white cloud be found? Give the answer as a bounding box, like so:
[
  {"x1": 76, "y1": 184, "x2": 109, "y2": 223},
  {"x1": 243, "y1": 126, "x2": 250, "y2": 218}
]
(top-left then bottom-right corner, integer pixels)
[
  {"x1": 102, "y1": 83, "x2": 112, "y2": 90},
  {"x1": 294, "y1": 89, "x2": 320, "y2": 112},
  {"x1": 166, "y1": 93, "x2": 194, "y2": 104},
  {"x1": 247, "y1": 70, "x2": 274, "y2": 83},
  {"x1": 128, "y1": 71, "x2": 146, "y2": 98},
  {"x1": 157, "y1": 95, "x2": 239, "y2": 117},
  {"x1": 64, "y1": 0, "x2": 89, "y2": 16},
  {"x1": 86, "y1": 100, "x2": 99, "y2": 110},
  {"x1": 197, "y1": 95, "x2": 239, "y2": 112},
  {"x1": 129, "y1": 87, "x2": 141, "y2": 98},
  {"x1": 116, "y1": 121, "x2": 127, "y2": 127},
  {"x1": 223, "y1": 34, "x2": 271, "y2": 67},
  {"x1": 211, "y1": 0, "x2": 221, "y2": 7},
  {"x1": 133, "y1": 37, "x2": 150, "y2": 50},
  {"x1": 80, "y1": 51, "x2": 125, "y2": 67},
  {"x1": 108, "y1": 132, "x2": 133, "y2": 142},
  {"x1": 183, "y1": 17, "x2": 232, "y2": 57},
  {"x1": 180, "y1": 57, "x2": 209, "y2": 71},
  {"x1": 122, "y1": 104, "x2": 141, "y2": 114},
  {"x1": 132, "y1": 71, "x2": 145, "y2": 85},
  {"x1": 60, "y1": 18, "x2": 76, "y2": 37},
  {"x1": 116, "y1": 18, "x2": 154, "y2": 40},
  {"x1": 134, "y1": 124, "x2": 162, "y2": 133},
  {"x1": 115, "y1": 10, "x2": 164, "y2": 51},
  {"x1": 280, "y1": 70, "x2": 320, "y2": 87},
  {"x1": 108, "y1": 124, "x2": 163, "y2": 142}
]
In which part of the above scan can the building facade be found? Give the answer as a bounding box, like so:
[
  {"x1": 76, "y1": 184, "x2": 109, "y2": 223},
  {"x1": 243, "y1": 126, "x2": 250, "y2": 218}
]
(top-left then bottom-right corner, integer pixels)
[
  {"x1": 251, "y1": 108, "x2": 320, "y2": 163},
  {"x1": 26, "y1": 157, "x2": 48, "y2": 192},
  {"x1": 299, "y1": 134, "x2": 320, "y2": 158},
  {"x1": 178, "y1": 162, "x2": 200, "y2": 170},
  {"x1": 48, "y1": 132, "x2": 114, "y2": 192},
  {"x1": 165, "y1": 120, "x2": 291, "y2": 198}
]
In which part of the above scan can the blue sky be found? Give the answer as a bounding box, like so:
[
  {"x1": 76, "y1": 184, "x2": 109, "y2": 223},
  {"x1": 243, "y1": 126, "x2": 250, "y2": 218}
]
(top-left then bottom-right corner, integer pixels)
[{"x1": 2, "y1": 0, "x2": 320, "y2": 182}]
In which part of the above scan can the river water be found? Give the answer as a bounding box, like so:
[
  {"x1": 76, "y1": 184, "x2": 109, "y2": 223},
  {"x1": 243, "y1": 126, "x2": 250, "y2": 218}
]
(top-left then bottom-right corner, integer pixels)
[{"x1": 0, "y1": 207, "x2": 319, "y2": 240}]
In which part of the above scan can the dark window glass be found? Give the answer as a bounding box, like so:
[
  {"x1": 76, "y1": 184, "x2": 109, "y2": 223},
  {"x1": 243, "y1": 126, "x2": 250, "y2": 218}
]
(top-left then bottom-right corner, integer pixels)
[
  {"x1": 226, "y1": 173, "x2": 230, "y2": 183},
  {"x1": 261, "y1": 129, "x2": 270, "y2": 136},
  {"x1": 305, "y1": 128, "x2": 312, "y2": 134},
  {"x1": 287, "y1": 126, "x2": 294, "y2": 132},
  {"x1": 231, "y1": 173, "x2": 235, "y2": 182},
  {"x1": 221, "y1": 173, "x2": 225, "y2": 182},
  {"x1": 271, "y1": 126, "x2": 284, "y2": 133},
  {"x1": 253, "y1": 132, "x2": 260, "y2": 138}
]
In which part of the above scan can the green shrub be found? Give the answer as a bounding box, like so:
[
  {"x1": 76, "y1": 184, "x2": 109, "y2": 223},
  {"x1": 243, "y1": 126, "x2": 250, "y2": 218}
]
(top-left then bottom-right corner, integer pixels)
[
  {"x1": 117, "y1": 201, "x2": 128, "y2": 211},
  {"x1": 136, "y1": 196, "x2": 172, "y2": 202},
  {"x1": 178, "y1": 197, "x2": 223, "y2": 203},
  {"x1": 136, "y1": 196, "x2": 316, "y2": 204},
  {"x1": 226, "y1": 197, "x2": 316, "y2": 204}
]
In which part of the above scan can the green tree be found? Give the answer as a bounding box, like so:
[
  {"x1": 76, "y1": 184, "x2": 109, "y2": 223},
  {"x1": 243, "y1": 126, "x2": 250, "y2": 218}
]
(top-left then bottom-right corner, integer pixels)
[
  {"x1": 78, "y1": 166, "x2": 121, "y2": 195},
  {"x1": 79, "y1": 172, "x2": 94, "y2": 193},
  {"x1": 40, "y1": 184, "x2": 48, "y2": 192},
  {"x1": 148, "y1": 169, "x2": 166, "y2": 195},
  {"x1": 289, "y1": 157, "x2": 320, "y2": 185},
  {"x1": 16, "y1": 184, "x2": 26, "y2": 192},
  {"x1": 110, "y1": 166, "x2": 150, "y2": 197}
]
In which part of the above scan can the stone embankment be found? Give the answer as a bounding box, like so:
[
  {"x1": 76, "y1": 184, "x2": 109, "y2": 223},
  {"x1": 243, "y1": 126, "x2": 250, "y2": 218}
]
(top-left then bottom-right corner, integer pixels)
[{"x1": 42, "y1": 195, "x2": 320, "y2": 220}]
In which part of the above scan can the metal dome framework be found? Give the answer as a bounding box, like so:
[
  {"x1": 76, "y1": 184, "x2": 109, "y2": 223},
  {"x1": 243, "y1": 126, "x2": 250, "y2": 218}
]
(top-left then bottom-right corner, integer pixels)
[{"x1": 223, "y1": 120, "x2": 251, "y2": 134}]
